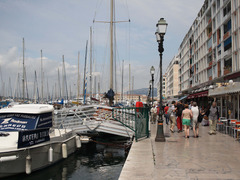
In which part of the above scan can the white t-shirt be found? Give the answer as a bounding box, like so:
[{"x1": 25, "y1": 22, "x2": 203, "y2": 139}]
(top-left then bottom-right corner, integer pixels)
[{"x1": 191, "y1": 106, "x2": 199, "y2": 121}]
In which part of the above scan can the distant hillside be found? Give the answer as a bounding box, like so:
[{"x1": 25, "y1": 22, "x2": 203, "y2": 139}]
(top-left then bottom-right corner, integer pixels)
[{"x1": 126, "y1": 88, "x2": 157, "y2": 97}]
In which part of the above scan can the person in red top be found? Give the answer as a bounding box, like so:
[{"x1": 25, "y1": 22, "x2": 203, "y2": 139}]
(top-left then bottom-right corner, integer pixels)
[
  {"x1": 164, "y1": 104, "x2": 169, "y2": 125},
  {"x1": 136, "y1": 96, "x2": 143, "y2": 112}
]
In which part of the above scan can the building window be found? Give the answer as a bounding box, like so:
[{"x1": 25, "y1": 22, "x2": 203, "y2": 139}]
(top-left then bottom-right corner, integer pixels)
[
  {"x1": 235, "y1": 54, "x2": 238, "y2": 71},
  {"x1": 213, "y1": 65, "x2": 217, "y2": 78},
  {"x1": 223, "y1": 2, "x2": 231, "y2": 17},
  {"x1": 207, "y1": 54, "x2": 212, "y2": 64},
  {"x1": 234, "y1": 34, "x2": 238, "y2": 50},
  {"x1": 213, "y1": 18, "x2": 216, "y2": 30},
  {"x1": 217, "y1": 0, "x2": 220, "y2": 9},
  {"x1": 224, "y1": 19, "x2": 231, "y2": 34},
  {"x1": 224, "y1": 36, "x2": 232, "y2": 51},
  {"x1": 207, "y1": 68, "x2": 212, "y2": 78},
  {"x1": 217, "y1": 12, "x2": 220, "y2": 25},
  {"x1": 224, "y1": 58, "x2": 232, "y2": 75},
  {"x1": 213, "y1": 32, "x2": 216, "y2": 43},
  {"x1": 207, "y1": 37, "x2": 212, "y2": 49},
  {"x1": 233, "y1": 0, "x2": 237, "y2": 10}
]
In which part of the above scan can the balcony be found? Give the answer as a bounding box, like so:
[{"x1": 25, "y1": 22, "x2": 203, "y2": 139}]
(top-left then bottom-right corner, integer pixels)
[
  {"x1": 223, "y1": 31, "x2": 230, "y2": 41},
  {"x1": 208, "y1": 47, "x2": 212, "y2": 53},
  {"x1": 223, "y1": 48, "x2": 231, "y2": 57},
  {"x1": 224, "y1": 68, "x2": 232, "y2": 75},
  {"x1": 208, "y1": 31, "x2": 212, "y2": 39},
  {"x1": 208, "y1": 18, "x2": 212, "y2": 25},
  {"x1": 209, "y1": 61, "x2": 213, "y2": 67}
]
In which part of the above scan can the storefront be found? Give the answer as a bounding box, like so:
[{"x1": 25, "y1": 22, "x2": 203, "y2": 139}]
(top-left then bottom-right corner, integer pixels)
[
  {"x1": 186, "y1": 90, "x2": 213, "y2": 108},
  {"x1": 209, "y1": 82, "x2": 240, "y2": 120}
]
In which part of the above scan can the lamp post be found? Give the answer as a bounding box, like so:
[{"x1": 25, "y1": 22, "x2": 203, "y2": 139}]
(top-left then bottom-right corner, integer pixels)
[
  {"x1": 148, "y1": 80, "x2": 152, "y2": 107},
  {"x1": 150, "y1": 66, "x2": 155, "y2": 107},
  {"x1": 155, "y1": 18, "x2": 168, "y2": 142}
]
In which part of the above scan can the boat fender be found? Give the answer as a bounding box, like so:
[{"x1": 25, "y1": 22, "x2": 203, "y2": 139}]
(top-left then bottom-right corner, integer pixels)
[
  {"x1": 62, "y1": 143, "x2": 67, "y2": 158},
  {"x1": 0, "y1": 155, "x2": 17, "y2": 162},
  {"x1": 25, "y1": 155, "x2": 32, "y2": 174},
  {"x1": 75, "y1": 136, "x2": 81, "y2": 148},
  {"x1": 48, "y1": 147, "x2": 53, "y2": 163}
]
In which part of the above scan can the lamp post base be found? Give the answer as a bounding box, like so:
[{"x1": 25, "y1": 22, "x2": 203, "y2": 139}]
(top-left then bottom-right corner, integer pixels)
[
  {"x1": 155, "y1": 120, "x2": 166, "y2": 142},
  {"x1": 155, "y1": 136, "x2": 166, "y2": 142}
]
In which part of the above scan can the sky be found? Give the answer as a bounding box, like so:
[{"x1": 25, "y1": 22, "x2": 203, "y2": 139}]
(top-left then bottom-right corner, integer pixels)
[{"x1": 0, "y1": 0, "x2": 205, "y2": 98}]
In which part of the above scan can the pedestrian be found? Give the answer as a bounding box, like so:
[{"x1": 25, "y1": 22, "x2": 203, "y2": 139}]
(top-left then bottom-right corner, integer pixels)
[
  {"x1": 168, "y1": 101, "x2": 177, "y2": 133},
  {"x1": 191, "y1": 102, "x2": 200, "y2": 138},
  {"x1": 208, "y1": 102, "x2": 219, "y2": 135},
  {"x1": 150, "y1": 105, "x2": 157, "y2": 124},
  {"x1": 176, "y1": 101, "x2": 184, "y2": 133},
  {"x1": 189, "y1": 101, "x2": 193, "y2": 110},
  {"x1": 182, "y1": 104, "x2": 192, "y2": 138},
  {"x1": 164, "y1": 104, "x2": 169, "y2": 125}
]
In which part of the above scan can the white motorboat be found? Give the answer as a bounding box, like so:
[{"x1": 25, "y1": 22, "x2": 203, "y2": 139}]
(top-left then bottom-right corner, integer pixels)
[{"x1": 0, "y1": 104, "x2": 81, "y2": 178}]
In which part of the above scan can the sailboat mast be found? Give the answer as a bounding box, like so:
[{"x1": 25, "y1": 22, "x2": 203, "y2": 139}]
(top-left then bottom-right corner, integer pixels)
[
  {"x1": 41, "y1": 50, "x2": 43, "y2": 102},
  {"x1": 77, "y1": 51, "x2": 80, "y2": 102},
  {"x1": 90, "y1": 27, "x2": 93, "y2": 104},
  {"x1": 110, "y1": 0, "x2": 114, "y2": 90},
  {"x1": 121, "y1": 60, "x2": 124, "y2": 101},
  {"x1": 9, "y1": 77, "x2": 12, "y2": 98},
  {"x1": 22, "y1": 38, "x2": 25, "y2": 101},
  {"x1": 47, "y1": 78, "x2": 49, "y2": 101},
  {"x1": 129, "y1": 63, "x2": 131, "y2": 100},
  {"x1": 83, "y1": 40, "x2": 88, "y2": 104},
  {"x1": 34, "y1": 70, "x2": 37, "y2": 103},
  {"x1": 62, "y1": 55, "x2": 65, "y2": 100},
  {"x1": 58, "y1": 68, "x2": 61, "y2": 99},
  {"x1": 24, "y1": 67, "x2": 29, "y2": 100},
  {"x1": 132, "y1": 76, "x2": 134, "y2": 101}
]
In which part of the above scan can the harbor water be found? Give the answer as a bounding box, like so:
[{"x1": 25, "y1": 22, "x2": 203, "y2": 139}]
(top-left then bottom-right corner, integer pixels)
[{"x1": 5, "y1": 142, "x2": 127, "y2": 180}]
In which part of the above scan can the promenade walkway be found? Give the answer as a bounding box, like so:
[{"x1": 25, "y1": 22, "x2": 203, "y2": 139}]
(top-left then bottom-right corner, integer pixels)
[{"x1": 119, "y1": 123, "x2": 240, "y2": 180}]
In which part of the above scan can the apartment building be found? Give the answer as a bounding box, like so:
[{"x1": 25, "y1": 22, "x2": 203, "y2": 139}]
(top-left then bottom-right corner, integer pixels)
[
  {"x1": 166, "y1": 56, "x2": 180, "y2": 98},
  {"x1": 176, "y1": 0, "x2": 240, "y2": 106}
]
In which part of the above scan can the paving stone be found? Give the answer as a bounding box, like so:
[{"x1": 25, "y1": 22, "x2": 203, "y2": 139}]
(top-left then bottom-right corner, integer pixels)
[{"x1": 119, "y1": 123, "x2": 240, "y2": 180}]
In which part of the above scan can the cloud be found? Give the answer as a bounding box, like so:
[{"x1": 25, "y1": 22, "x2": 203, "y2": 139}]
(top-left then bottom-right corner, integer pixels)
[{"x1": 0, "y1": 0, "x2": 205, "y2": 95}]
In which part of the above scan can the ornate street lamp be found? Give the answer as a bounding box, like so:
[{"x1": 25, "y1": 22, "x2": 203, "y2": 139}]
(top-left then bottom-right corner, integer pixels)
[
  {"x1": 155, "y1": 18, "x2": 168, "y2": 142},
  {"x1": 150, "y1": 66, "x2": 155, "y2": 107},
  {"x1": 148, "y1": 80, "x2": 152, "y2": 107}
]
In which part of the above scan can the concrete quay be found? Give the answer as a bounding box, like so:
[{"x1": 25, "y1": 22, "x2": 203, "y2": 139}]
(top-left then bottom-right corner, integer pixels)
[{"x1": 119, "y1": 123, "x2": 240, "y2": 180}]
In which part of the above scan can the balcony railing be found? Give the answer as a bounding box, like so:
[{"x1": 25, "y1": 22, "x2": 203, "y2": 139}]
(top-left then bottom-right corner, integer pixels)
[
  {"x1": 224, "y1": 68, "x2": 232, "y2": 75},
  {"x1": 223, "y1": 31, "x2": 230, "y2": 41}
]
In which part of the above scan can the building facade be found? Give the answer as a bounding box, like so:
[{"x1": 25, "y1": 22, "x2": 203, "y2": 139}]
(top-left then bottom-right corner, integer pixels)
[
  {"x1": 166, "y1": 56, "x2": 180, "y2": 98},
  {"x1": 176, "y1": 0, "x2": 240, "y2": 106}
]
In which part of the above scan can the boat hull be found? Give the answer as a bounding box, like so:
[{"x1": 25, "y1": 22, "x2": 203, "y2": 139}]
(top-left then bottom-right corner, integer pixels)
[{"x1": 0, "y1": 133, "x2": 78, "y2": 178}]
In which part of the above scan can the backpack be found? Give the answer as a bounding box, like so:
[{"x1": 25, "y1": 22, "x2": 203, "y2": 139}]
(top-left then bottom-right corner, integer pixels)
[{"x1": 167, "y1": 106, "x2": 173, "y2": 116}]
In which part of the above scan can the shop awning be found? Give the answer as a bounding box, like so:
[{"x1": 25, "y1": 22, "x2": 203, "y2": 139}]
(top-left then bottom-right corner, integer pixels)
[
  {"x1": 178, "y1": 95, "x2": 188, "y2": 101},
  {"x1": 209, "y1": 82, "x2": 240, "y2": 96},
  {"x1": 187, "y1": 91, "x2": 208, "y2": 99}
]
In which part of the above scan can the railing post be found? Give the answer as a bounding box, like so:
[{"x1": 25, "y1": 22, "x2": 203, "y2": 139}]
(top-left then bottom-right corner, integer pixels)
[
  {"x1": 146, "y1": 107, "x2": 150, "y2": 138},
  {"x1": 135, "y1": 107, "x2": 137, "y2": 142}
]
